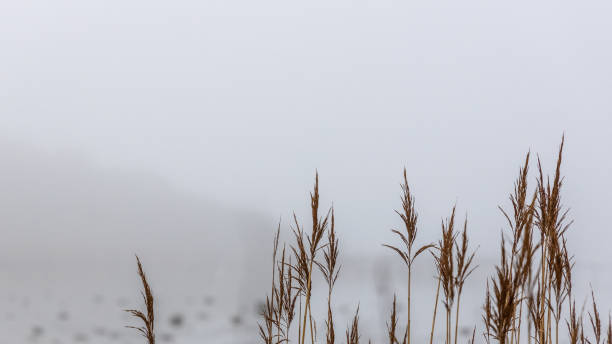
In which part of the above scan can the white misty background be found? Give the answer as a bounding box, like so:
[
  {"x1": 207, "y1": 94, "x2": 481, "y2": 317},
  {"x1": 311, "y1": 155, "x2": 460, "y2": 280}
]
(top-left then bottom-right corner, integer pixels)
[{"x1": 0, "y1": 0, "x2": 611, "y2": 343}]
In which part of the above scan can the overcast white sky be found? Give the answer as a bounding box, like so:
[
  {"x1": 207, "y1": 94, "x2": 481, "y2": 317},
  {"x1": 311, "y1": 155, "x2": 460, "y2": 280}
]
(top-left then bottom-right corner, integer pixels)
[{"x1": 0, "y1": 0, "x2": 611, "y2": 260}]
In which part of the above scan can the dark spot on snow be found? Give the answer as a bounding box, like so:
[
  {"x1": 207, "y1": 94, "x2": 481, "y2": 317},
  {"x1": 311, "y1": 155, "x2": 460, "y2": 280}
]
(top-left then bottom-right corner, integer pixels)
[
  {"x1": 169, "y1": 313, "x2": 184, "y2": 328},
  {"x1": 160, "y1": 333, "x2": 174, "y2": 342},
  {"x1": 31, "y1": 326, "x2": 44, "y2": 337},
  {"x1": 57, "y1": 310, "x2": 69, "y2": 321},
  {"x1": 92, "y1": 326, "x2": 106, "y2": 336},
  {"x1": 204, "y1": 295, "x2": 215, "y2": 306},
  {"x1": 197, "y1": 311, "x2": 208, "y2": 321},
  {"x1": 92, "y1": 294, "x2": 104, "y2": 304},
  {"x1": 231, "y1": 314, "x2": 242, "y2": 326},
  {"x1": 74, "y1": 332, "x2": 88, "y2": 342},
  {"x1": 255, "y1": 300, "x2": 266, "y2": 315}
]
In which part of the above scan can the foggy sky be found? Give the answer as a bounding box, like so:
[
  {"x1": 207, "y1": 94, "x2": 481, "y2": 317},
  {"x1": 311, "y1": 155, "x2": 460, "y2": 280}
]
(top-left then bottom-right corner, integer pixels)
[{"x1": 1, "y1": 0, "x2": 611, "y2": 262}]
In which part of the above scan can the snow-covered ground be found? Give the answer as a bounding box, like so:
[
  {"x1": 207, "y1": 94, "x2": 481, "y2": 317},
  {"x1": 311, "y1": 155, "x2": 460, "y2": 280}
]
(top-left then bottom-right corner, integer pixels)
[{"x1": 2, "y1": 252, "x2": 611, "y2": 344}]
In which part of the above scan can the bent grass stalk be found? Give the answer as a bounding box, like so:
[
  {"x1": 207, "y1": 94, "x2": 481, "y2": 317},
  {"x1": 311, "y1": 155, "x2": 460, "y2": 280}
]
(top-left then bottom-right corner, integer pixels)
[{"x1": 125, "y1": 256, "x2": 155, "y2": 344}]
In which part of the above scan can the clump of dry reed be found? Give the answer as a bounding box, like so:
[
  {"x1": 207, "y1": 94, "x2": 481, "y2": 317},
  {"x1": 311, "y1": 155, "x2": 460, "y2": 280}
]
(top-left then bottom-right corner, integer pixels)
[
  {"x1": 532, "y1": 137, "x2": 573, "y2": 344},
  {"x1": 484, "y1": 151, "x2": 536, "y2": 344},
  {"x1": 481, "y1": 136, "x2": 611, "y2": 344},
  {"x1": 259, "y1": 224, "x2": 300, "y2": 344},
  {"x1": 251, "y1": 135, "x2": 611, "y2": 344},
  {"x1": 433, "y1": 206, "x2": 476, "y2": 344},
  {"x1": 125, "y1": 255, "x2": 155, "y2": 344},
  {"x1": 259, "y1": 173, "x2": 343, "y2": 344}
]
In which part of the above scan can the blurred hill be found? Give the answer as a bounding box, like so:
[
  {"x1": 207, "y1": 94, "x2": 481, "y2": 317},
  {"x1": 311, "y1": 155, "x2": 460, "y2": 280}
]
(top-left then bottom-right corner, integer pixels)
[{"x1": 0, "y1": 139, "x2": 272, "y2": 303}]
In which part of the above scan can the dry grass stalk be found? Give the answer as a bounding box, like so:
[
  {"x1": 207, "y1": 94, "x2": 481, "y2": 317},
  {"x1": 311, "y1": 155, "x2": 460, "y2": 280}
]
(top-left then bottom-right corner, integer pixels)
[
  {"x1": 588, "y1": 289, "x2": 602, "y2": 344},
  {"x1": 484, "y1": 237, "x2": 522, "y2": 344},
  {"x1": 533, "y1": 136, "x2": 573, "y2": 344},
  {"x1": 547, "y1": 237, "x2": 572, "y2": 344},
  {"x1": 470, "y1": 326, "x2": 476, "y2": 344},
  {"x1": 293, "y1": 172, "x2": 331, "y2": 344},
  {"x1": 125, "y1": 256, "x2": 155, "y2": 344},
  {"x1": 383, "y1": 168, "x2": 434, "y2": 344},
  {"x1": 317, "y1": 208, "x2": 341, "y2": 344},
  {"x1": 528, "y1": 282, "x2": 546, "y2": 344},
  {"x1": 259, "y1": 225, "x2": 281, "y2": 344},
  {"x1": 259, "y1": 295, "x2": 278, "y2": 344},
  {"x1": 607, "y1": 314, "x2": 611, "y2": 344},
  {"x1": 387, "y1": 295, "x2": 399, "y2": 344},
  {"x1": 278, "y1": 246, "x2": 300, "y2": 343},
  {"x1": 433, "y1": 206, "x2": 457, "y2": 344},
  {"x1": 566, "y1": 300, "x2": 582, "y2": 344},
  {"x1": 259, "y1": 224, "x2": 299, "y2": 344},
  {"x1": 454, "y1": 219, "x2": 477, "y2": 344},
  {"x1": 430, "y1": 276, "x2": 442, "y2": 344},
  {"x1": 497, "y1": 152, "x2": 537, "y2": 344},
  {"x1": 346, "y1": 306, "x2": 360, "y2": 344}
]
